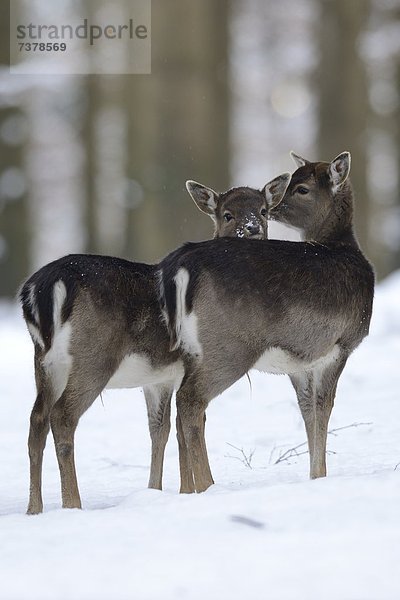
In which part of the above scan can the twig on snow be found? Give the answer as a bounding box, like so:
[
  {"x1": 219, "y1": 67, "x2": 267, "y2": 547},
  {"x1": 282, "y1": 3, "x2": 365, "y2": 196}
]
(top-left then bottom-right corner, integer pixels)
[
  {"x1": 225, "y1": 443, "x2": 255, "y2": 469},
  {"x1": 272, "y1": 421, "x2": 372, "y2": 465},
  {"x1": 327, "y1": 422, "x2": 372, "y2": 436}
]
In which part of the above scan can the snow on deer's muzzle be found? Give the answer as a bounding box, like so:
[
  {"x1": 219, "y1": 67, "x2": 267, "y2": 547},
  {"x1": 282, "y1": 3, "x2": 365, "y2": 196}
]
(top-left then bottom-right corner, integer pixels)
[{"x1": 237, "y1": 214, "x2": 263, "y2": 239}]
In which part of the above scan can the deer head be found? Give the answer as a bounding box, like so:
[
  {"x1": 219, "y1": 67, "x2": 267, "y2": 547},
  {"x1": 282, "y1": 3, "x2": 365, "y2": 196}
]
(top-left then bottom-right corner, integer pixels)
[
  {"x1": 270, "y1": 152, "x2": 353, "y2": 244},
  {"x1": 187, "y1": 173, "x2": 291, "y2": 239}
]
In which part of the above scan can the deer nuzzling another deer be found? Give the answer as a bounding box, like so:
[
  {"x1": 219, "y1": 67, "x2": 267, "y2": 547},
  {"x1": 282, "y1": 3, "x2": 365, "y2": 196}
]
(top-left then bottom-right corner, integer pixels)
[
  {"x1": 20, "y1": 175, "x2": 289, "y2": 514},
  {"x1": 159, "y1": 152, "x2": 374, "y2": 494}
]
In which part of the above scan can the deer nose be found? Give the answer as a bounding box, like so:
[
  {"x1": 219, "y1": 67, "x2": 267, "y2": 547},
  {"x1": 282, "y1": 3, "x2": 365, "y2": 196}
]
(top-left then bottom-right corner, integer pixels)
[{"x1": 245, "y1": 224, "x2": 261, "y2": 236}]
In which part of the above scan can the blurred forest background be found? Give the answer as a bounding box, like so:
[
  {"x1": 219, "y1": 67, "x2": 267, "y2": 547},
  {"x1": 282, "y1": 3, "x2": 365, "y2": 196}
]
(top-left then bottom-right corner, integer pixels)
[{"x1": 1, "y1": 0, "x2": 400, "y2": 298}]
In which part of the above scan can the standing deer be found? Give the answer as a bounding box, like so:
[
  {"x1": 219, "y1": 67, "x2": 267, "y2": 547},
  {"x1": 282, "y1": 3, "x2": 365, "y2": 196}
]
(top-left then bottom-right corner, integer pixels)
[
  {"x1": 159, "y1": 152, "x2": 374, "y2": 493},
  {"x1": 20, "y1": 175, "x2": 288, "y2": 513}
]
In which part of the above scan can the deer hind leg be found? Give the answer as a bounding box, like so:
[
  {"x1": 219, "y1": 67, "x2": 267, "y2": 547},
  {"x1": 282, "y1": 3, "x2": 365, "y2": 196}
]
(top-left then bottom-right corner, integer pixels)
[
  {"x1": 50, "y1": 398, "x2": 81, "y2": 510},
  {"x1": 144, "y1": 384, "x2": 173, "y2": 490},
  {"x1": 27, "y1": 347, "x2": 60, "y2": 515},
  {"x1": 176, "y1": 375, "x2": 214, "y2": 494},
  {"x1": 176, "y1": 411, "x2": 207, "y2": 494},
  {"x1": 176, "y1": 411, "x2": 195, "y2": 493},
  {"x1": 27, "y1": 391, "x2": 52, "y2": 514},
  {"x1": 175, "y1": 347, "x2": 254, "y2": 493},
  {"x1": 50, "y1": 368, "x2": 112, "y2": 510},
  {"x1": 27, "y1": 396, "x2": 50, "y2": 516}
]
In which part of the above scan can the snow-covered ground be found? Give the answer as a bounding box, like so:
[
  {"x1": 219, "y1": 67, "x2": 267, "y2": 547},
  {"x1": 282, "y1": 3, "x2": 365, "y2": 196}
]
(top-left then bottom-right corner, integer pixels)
[{"x1": 0, "y1": 273, "x2": 399, "y2": 600}]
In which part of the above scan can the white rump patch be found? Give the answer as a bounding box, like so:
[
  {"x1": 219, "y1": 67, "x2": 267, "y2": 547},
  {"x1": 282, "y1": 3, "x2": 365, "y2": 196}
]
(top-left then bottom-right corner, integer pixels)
[
  {"x1": 52, "y1": 280, "x2": 67, "y2": 329},
  {"x1": 42, "y1": 280, "x2": 72, "y2": 401},
  {"x1": 27, "y1": 322, "x2": 44, "y2": 349},
  {"x1": 106, "y1": 354, "x2": 184, "y2": 390},
  {"x1": 43, "y1": 322, "x2": 72, "y2": 401},
  {"x1": 173, "y1": 267, "x2": 202, "y2": 356},
  {"x1": 253, "y1": 344, "x2": 340, "y2": 375}
]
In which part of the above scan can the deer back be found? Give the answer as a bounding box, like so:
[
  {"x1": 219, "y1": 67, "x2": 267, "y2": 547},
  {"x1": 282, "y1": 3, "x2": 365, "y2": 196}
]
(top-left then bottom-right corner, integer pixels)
[{"x1": 159, "y1": 237, "x2": 374, "y2": 366}]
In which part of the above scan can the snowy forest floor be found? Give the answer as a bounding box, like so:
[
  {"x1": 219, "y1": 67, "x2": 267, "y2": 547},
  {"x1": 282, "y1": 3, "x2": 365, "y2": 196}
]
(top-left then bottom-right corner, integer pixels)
[{"x1": 1, "y1": 273, "x2": 399, "y2": 600}]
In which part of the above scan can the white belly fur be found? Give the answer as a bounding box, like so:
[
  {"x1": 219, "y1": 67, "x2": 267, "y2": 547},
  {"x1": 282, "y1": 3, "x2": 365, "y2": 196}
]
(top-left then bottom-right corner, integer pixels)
[
  {"x1": 106, "y1": 354, "x2": 185, "y2": 390},
  {"x1": 253, "y1": 344, "x2": 340, "y2": 375}
]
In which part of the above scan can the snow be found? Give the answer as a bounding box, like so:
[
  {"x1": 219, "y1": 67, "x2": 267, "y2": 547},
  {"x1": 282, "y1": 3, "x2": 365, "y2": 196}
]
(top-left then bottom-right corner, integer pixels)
[{"x1": 1, "y1": 273, "x2": 400, "y2": 600}]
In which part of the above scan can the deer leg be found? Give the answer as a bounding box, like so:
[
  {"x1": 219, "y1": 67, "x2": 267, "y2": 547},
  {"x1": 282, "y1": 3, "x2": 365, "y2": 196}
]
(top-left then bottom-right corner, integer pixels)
[
  {"x1": 292, "y1": 357, "x2": 348, "y2": 480},
  {"x1": 50, "y1": 370, "x2": 111, "y2": 509},
  {"x1": 311, "y1": 356, "x2": 347, "y2": 479},
  {"x1": 290, "y1": 372, "x2": 316, "y2": 476},
  {"x1": 176, "y1": 381, "x2": 214, "y2": 493},
  {"x1": 50, "y1": 399, "x2": 81, "y2": 510},
  {"x1": 176, "y1": 404, "x2": 208, "y2": 493},
  {"x1": 27, "y1": 390, "x2": 53, "y2": 514},
  {"x1": 27, "y1": 349, "x2": 57, "y2": 515},
  {"x1": 176, "y1": 411, "x2": 195, "y2": 493},
  {"x1": 311, "y1": 398, "x2": 332, "y2": 479},
  {"x1": 144, "y1": 384, "x2": 172, "y2": 490},
  {"x1": 175, "y1": 350, "x2": 253, "y2": 492}
]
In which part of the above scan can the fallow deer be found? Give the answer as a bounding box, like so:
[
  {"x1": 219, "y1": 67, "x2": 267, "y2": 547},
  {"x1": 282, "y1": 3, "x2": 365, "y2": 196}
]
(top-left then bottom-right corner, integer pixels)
[
  {"x1": 20, "y1": 176, "x2": 288, "y2": 513},
  {"x1": 159, "y1": 152, "x2": 374, "y2": 493}
]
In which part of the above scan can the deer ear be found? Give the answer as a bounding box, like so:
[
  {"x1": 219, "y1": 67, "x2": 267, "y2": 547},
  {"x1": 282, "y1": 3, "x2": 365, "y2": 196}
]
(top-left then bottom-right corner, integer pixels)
[
  {"x1": 264, "y1": 173, "x2": 291, "y2": 209},
  {"x1": 328, "y1": 152, "x2": 351, "y2": 190},
  {"x1": 186, "y1": 180, "x2": 219, "y2": 216},
  {"x1": 290, "y1": 151, "x2": 310, "y2": 168}
]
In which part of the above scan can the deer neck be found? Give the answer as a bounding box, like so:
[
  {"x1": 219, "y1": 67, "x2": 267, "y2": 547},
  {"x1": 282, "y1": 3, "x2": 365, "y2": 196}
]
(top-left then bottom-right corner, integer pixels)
[
  {"x1": 304, "y1": 185, "x2": 359, "y2": 248},
  {"x1": 304, "y1": 221, "x2": 358, "y2": 247}
]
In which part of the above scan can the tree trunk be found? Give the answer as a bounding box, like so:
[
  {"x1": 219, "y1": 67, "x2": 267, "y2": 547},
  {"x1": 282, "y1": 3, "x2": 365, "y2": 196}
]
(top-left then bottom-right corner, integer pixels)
[
  {"x1": 0, "y1": 0, "x2": 30, "y2": 297},
  {"x1": 317, "y1": 0, "x2": 373, "y2": 262},
  {"x1": 125, "y1": 0, "x2": 230, "y2": 262}
]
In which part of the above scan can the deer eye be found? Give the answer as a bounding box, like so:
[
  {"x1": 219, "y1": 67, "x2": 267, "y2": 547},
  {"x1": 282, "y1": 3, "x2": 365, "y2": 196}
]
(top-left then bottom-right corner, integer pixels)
[
  {"x1": 296, "y1": 186, "x2": 309, "y2": 195},
  {"x1": 260, "y1": 208, "x2": 267, "y2": 217},
  {"x1": 223, "y1": 212, "x2": 233, "y2": 222}
]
